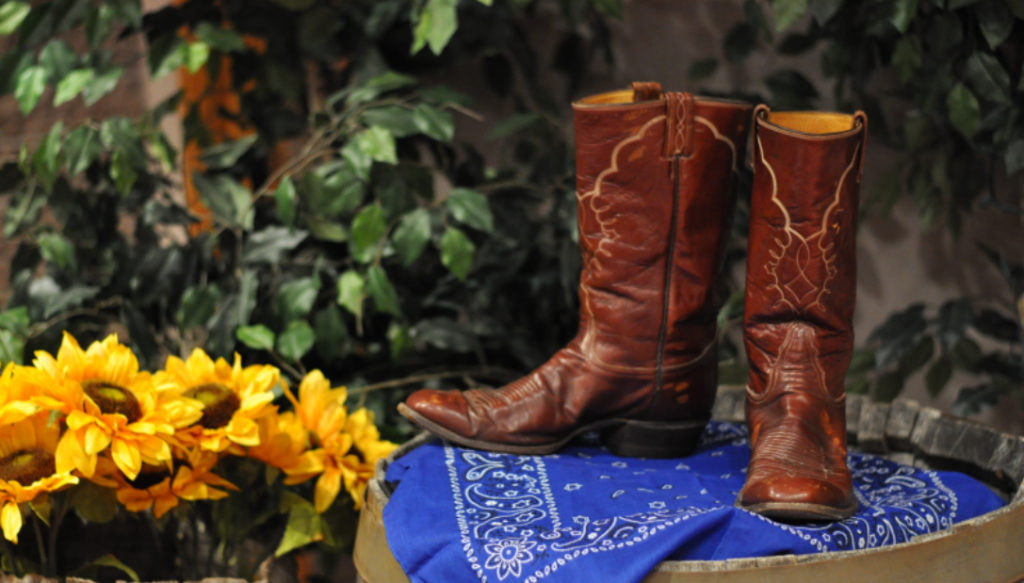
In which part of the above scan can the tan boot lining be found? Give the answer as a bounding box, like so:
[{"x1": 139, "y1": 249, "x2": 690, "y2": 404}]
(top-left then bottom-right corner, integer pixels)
[
  {"x1": 766, "y1": 111, "x2": 856, "y2": 135},
  {"x1": 573, "y1": 89, "x2": 751, "y2": 109}
]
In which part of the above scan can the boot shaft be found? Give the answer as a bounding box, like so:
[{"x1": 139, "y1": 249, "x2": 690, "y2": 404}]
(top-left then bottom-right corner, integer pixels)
[{"x1": 571, "y1": 85, "x2": 751, "y2": 376}]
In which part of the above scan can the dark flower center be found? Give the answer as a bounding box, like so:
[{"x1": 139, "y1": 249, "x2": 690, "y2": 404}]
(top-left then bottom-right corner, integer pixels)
[
  {"x1": 0, "y1": 448, "x2": 56, "y2": 485},
  {"x1": 82, "y1": 379, "x2": 142, "y2": 423},
  {"x1": 184, "y1": 383, "x2": 241, "y2": 430}
]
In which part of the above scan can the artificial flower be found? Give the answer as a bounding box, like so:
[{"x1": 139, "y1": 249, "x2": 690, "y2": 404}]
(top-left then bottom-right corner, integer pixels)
[
  {"x1": 157, "y1": 349, "x2": 278, "y2": 453},
  {"x1": 31, "y1": 333, "x2": 204, "y2": 480},
  {"x1": 0, "y1": 364, "x2": 39, "y2": 426},
  {"x1": 246, "y1": 409, "x2": 323, "y2": 481},
  {"x1": 116, "y1": 449, "x2": 238, "y2": 518},
  {"x1": 0, "y1": 413, "x2": 78, "y2": 542}
]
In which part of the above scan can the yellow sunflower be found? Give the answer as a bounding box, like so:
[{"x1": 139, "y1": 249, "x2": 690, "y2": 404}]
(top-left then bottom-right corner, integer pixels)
[
  {"x1": 31, "y1": 333, "x2": 203, "y2": 481},
  {"x1": 286, "y1": 371, "x2": 396, "y2": 512},
  {"x1": 115, "y1": 449, "x2": 238, "y2": 518},
  {"x1": 157, "y1": 348, "x2": 278, "y2": 453},
  {"x1": 246, "y1": 409, "x2": 323, "y2": 482},
  {"x1": 0, "y1": 413, "x2": 78, "y2": 542},
  {"x1": 0, "y1": 364, "x2": 40, "y2": 426}
]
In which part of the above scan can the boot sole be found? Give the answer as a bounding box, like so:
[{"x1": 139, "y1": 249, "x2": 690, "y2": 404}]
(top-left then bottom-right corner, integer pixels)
[
  {"x1": 734, "y1": 498, "x2": 859, "y2": 522},
  {"x1": 397, "y1": 403, "x2": 709, "y2": 458}
]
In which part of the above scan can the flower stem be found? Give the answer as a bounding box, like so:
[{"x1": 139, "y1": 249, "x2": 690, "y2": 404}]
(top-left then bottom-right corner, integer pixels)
[
  {"x1": 46, "y1": 493, "x2": 68, "y2": 578},
  {"x1": 31, "y1": 514, "x2": 46, "y2": 572},
  {"x1": 1, "y1": 534, "x2": 23, "y2": 576}
]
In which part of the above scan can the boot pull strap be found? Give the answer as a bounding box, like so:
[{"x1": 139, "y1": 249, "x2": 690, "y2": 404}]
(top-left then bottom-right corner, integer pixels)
[
  {"x1": 853, "y1": 110, "x2": 868, "y2": 183},
  {"x1": 752, "y1": 104, "x2": 771, "y2": 168},
  {"x1": 664, "y1": 92, "x2": 696, "y2": 158},
  {"x1": 631, "y1": 81, "x2": 662, "y2": 102}
]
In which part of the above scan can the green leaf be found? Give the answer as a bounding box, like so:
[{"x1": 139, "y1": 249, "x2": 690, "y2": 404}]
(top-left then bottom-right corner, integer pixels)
[
  {"x1": 446, "y1": 188, "x2": 494, "y2": 233},
  {"x1": 108, "y1": 0, "x2": 142, "y2": 28},
  {"x1": 925, "y1": 356, "x2": 953, "y2": 397},
  {"x1": 0, "y1": 2, "x2": 30, "y2": 36},
  {"x1": 366, "y1": 266, "x2": 402, "y2": 317},
  {"x1": 388, "y1": 321, "x2": 414, "y2": 360},
  {"x1": 951, "y1": 336, "x2": 982, "y2": 368},
  {"x1": 237, "y1": 324, "x2": 276, "y2": 351},
  {"x1": 275, "y1": 493, "x2": 321, "y2": 556},
  {"x1": 14, "y1": 66, "x2": 46, "y2": 115},
  {"x1": 64, "y1": 126, "x2": 101, "y2": 175},
  {"x1": 891, "y1": 37, "x2": 923, "y2": 83},
  {"x1": 412, "y1": 103, "x2": 454, "y2": 142},
  {"x1": 33, "y1": 121, "x2": 63, "y2": 191},
  {"x1": 89, "y1": 555, "x2": 139, "y2": 582},
  {"x1": 38, "y1": 231, "x2": 74, "y2": 271},
  {"x1": 392, "y1": 209, "x2": 432, "y2": 266},
  {"x1": 411, "y1": 0, "x2": 458, "y2": 55},
  {"x1": 54, "y1": 68, "x2": 93, "y2": 106},
  {"x1": 43, "y1": 285, "x2": 98, "y2": 318},
  {"x1": 178, "y1": 284, "x2": 223, "y2": 329},
  {"x1": 356, "y1": 126, "x2": 398, "y2": 165},
  {"x1": 314, "y1": 305, "x2": 348, "y2": 360},
  {"x1": 200, "y1": 134, "x2": 258, "y2": 169},
  {"x1": 243, "y1": 226, "x2": 308, "y2": 265},
  {"x1": 870, "y1": 303, "x2": 927, "y2": 369},
  {"x1": 39, "y1": 39, "x2": 77, "y2": 84},
  {"x1": 1005, "y1": 139, "x2": 1024, "y2": 176},
  {"x1": 276, "y1": 277, "x2": 319, "y2": 323},
  {"x1": 440, "y1": 227, "x2": 475, "y2": 281},
  {"x1": 964, "y1": 52, "x2": 1011, "y2": 105},
  {"x1": 976, "y1": 0, "x2": 1014, "y2": 49},
  {"x1": 350, "y1": 204, "x2": 387, "y2": 264},
  {"x1": 687, "y1": 58, "x2": 718, "y2": 81},
  {"x1": 148, "y1": 34, "x2": 184, "y2": 79},
  {"x1": 899, "y1": 334, "x2": 935, "y2": 376},
  {"x1": 207, "y1": 295, "x2": 239, "y2": 358},
  {"x1": 192, "y1": 173, "x2": 254, "y2": 228},
  {"x1": 807, "y1": 0, "x2": 842, "y2": 24},
  {"x1": 149, "y1": 132, "x2": 177, "y2": 173},
  {"x1": 85, "y1": 5, "x2": 113, "y2": 49},
  {"x1": 68, "y1": 480, "x2": 118, "y2": 524},
  {"x1": 275, "y1": 177, "x2": 297, "y2": 227},
  {"x1": 110, "y1": 150, "x2": 137, "y2": 197},
  {"x1": 765, "y1": 69, "x2": 819, "y2": 109},
  {"x1": 487, "y1": 113, "x2": 539, "y2": 140},
  {"x1": 873, "y1": 371, "x2": 905, "y2": 403},
  {"x1": 0, "y1": 307, "x2": 30, "y2": 336},
  {"x1": 946, "y1": 82, "x2": 980, "y2": 138},
  {"x1": 337, "y1": 270, "x2": 365, "y2": 319},
  {"x1": 195, "y1": 21, "x2": 247, "y2": 52},
  {"x1": 0, "y1": 331, "x2": 24, "y2": 365},
  {"x1": 890, "y1": 0, "x2": 918, "y2": 33},
  {"x1": 771, "y1": 0, "x2": 808, "y2": 31},
  {"x1": 724, "y1": 23, "x2": 757, "y2": 63},
  {"x1": 185, "y1": 41, "x2": 210, "y2": 73},
  {"x1": 411, "y1": 317, "x2": 479, "y2": 353},
  {"x1": 82, "y1": 66, "x2": 123, "y2": 106},
  {"x1": 307, "y1": 216, "x2": 348, "y2": 242},
  {"x1": 775, "y1": 33, "x2": 816, "y2": 55},
  {"x1": 237, "y1": 269, "x2": 258, "y2": 326},
  {"x1": 361, "y1": 105, "x2": 419, "y2": 137},
  {"x1": 277, "y1": 321, "x2": 315, "y2": 361},
  {"x1": 953, "y1": 383, "x2": 1005, "y2": 416}
]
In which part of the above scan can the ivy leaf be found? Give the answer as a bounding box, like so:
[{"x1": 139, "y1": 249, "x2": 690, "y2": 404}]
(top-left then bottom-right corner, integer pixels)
[
  {"x1": 976, "y1": 0, "x2": 1014, "y2": 49},
  {"x1": 350, "y1": 204, "x2": 387, "y2": 264},
  {"x1": 367, "y1": 266, "x2": 401, "y2": 317},
  {"x1": 314, "y1": 305, "x2": 348, "y2": 360},
  {"x1": 64, "y1": 126, "x2": 101, "y2": 176},
  {"x1": 361, "y1": 105, "x2": 419, "y2": 137},
  {"x1": 274, "y1": 177, "x2": 297, "y2": 227},
  {"x1": 200, "y1": 134, "x2": 258, "y2": 169},
  {"x1": 723, "y1": 23, "x2": 757, "y2": 63},
  {"x1": 1005, "y1": 139, "x2": 1024, "y2": 176},
  {"x1": 33, "y1": 121, "x2": 63, "y2": 191},
  {"x1": 873, "y1": 371, "x2": 905, "y2": 403},
  {"x1": 413, "y1": 103, "x2": 454, "y2": 143},
  {"x1": 185, "y1": 41, "x2": 210, "y2": 73},
  {"x1": 770, "y1": 0, "x2": 808, "y2": 31},
  {"x1": 82, "y1": 66, "x2": 123, "y2": 106},
  {"x1": 192, "y1": 174, "x2": 254, "y2": 229},
  {"x1": 85, "y1": 4, "x2": 113, "y2": 49},
  {"x1": 243, "y1": 226, "x2": 308, "y2": 265},
  {"x1": 0, "y1": 307, "x2": 30, "y2": 336},
  {"x1": 411, "y1": 317, "x2": 478, "y2": 353},
  {"x1": 38, "y1": 231, "x2": 75, "y2": 272},
  {"x1": 891, "y1": 37, "x2": 923, "y2": 83},
  {"x1": 277, "y1": 321, "x2": 315, "y2": 361},
  {"x1": 446, "y1": 188, "x2": 493, "y2": 233},
  {"x1": 336, "y1": 270, "x2": 366, "y2": 322},
  {"x1": 807, "y1": 0, "x2": 843, "y2": 24},
  {"x1": 237, "y1": 269, "x2": 259, "y2": 327},
  {"x1": 411, "y1": 0, "x2": 458, "y2": 56},
  {"x1": 110, "y1": 151, "x2": 137, "y2": 197},
  {"x1": 275, "y1": 492, "x2": 321, "y2": 557},
  {"x1": 148, "y1": 34, "x2": 183, "y2": 79},
  {"x1": 0, "y1": 2, "x2": 31, "y2": 36},
  {"x1": 765, "y1": 69, "x2": 818, "y2": 110},
  {"x1": 687, "y1": 58, "x2": 718, "y2": 81},
  {"x1": 356, "y1": 127, "x2": 398, "y2": 165},
  {"x1": 178, "y1": 284, "x2": 223, "y2": 329},
  {"x1": 890, "y1": 0, "x2": 918, "y2": 33},
  {"x1": 67, "y1": 481, "x2": 118, "y2": 524},
  {"x1": 14, "y1": 66, "x2": 46, "y2": 115},
  {"x1": 946, "y1": 82, "x2": 980, "y2": 138},
  {"x1": 926, "y1": 356, "x2": 953, "y2": 397},
  {"x1": 392, "y1": 209, "x2": 431, "y2": 266},
  {"x1": 0, "y1": 331, "x2": 24, "y2": 365},
  {"x1": 237, "y1": 325, "x2": 276, "y2": 351},
  {"x1": 195, "y1": 21, "x2": 247, "y2": 52},
  {"x1": 276, "y1": 277, "x2": 319, "y2": 323},
  {"x1": 440, "y1": 227, "x2": 475, "y2": 281},
  {"x1": 54, "y1": 68, "x2": 93, "y2": 106},
  {"x1": 307, "y1": 217, "x2": 348, "y2": 242},
  {"x1": 953, "y1": 383, "x2": 1005, "y2": 416},
  {"x1": 487, "y1": 113, "x2": 539, "y2": 140},
  {"x1": 39, "y1": 39, "x2": 77, "y2": 84},
  {"x1": 964, "y1": 52, "x2": 1011, "y2": 105}
]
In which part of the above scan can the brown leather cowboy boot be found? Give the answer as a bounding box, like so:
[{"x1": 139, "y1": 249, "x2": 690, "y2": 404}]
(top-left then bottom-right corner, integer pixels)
[
  {"x1": 738, "y1": 105, "x2": 867, "y2": 520},
  {"x1": 398, "y1": 83, "x2": 752, "y2": 458}
]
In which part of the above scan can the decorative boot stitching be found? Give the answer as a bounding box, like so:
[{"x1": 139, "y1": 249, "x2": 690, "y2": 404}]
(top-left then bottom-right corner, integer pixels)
[
  {"x1": 663, "y1": 93, "x2": 695, "y2": 158},
  {"x1": 757, "y1": 137, "x2": 861, "y2": 314},
  {"x1": 694, "y1": 117, "x2": 739, "y2": 173},
  {"x1": 747, "y1": 322, "x2": 840, "y2": 404}
]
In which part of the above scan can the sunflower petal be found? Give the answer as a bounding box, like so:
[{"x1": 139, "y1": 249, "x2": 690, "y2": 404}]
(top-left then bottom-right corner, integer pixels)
[
  {"x1": 314, "y1": 468, "x2": 342, "y2": 513},
  {"x1": 1, "y1": 502, "x2": 22, "y2": 543}
]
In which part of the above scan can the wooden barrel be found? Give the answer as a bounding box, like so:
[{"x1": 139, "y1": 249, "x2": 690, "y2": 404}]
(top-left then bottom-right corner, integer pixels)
[{"x1": 353, "y1": 387, "x2": 1024, "y2": 583}]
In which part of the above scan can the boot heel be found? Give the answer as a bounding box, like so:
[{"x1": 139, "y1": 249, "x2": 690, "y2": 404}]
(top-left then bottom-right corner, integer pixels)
[{"x1": 601, "y1": 417, "x2": 710, "y2": 459}]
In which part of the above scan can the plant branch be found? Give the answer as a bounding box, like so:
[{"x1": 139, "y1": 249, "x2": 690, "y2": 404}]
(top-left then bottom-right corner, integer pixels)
[
  {"x1": 347, "y1": 367, "x2": 522, "y2": 395},
  {"x1": 27, "y1": 298, "x2": 123, "y2": 339}
]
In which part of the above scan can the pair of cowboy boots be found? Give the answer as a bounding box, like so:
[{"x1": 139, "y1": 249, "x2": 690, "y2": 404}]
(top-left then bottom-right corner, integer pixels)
[{"x1": 398, "y1": 83, "x2": 867, "y2": 521}]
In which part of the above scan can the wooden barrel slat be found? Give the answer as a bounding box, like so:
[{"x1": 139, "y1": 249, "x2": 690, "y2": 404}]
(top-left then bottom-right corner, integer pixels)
[{"x1": 354, "y1": 387, "x2": 1024, "y2": 583}]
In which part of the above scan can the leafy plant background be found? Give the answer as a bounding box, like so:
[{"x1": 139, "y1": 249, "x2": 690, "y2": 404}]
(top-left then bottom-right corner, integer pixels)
[{"x1": 0, "y1": 0, "x2": 1022, "y2": 574}]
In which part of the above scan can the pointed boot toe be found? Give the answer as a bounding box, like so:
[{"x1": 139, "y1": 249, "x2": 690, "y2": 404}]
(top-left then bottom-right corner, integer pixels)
[
  {"x1": 738, "y1": 475, "x2": 857, "y2": 521},
  {"x1": 400, "y1": 389, "x2": 474, "y2": 439}
]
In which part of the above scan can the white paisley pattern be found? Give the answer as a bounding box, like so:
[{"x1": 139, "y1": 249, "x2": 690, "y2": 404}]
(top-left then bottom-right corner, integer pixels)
[{"x1": 440, "y1": 422, "x2": 983, "y2": 583}]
